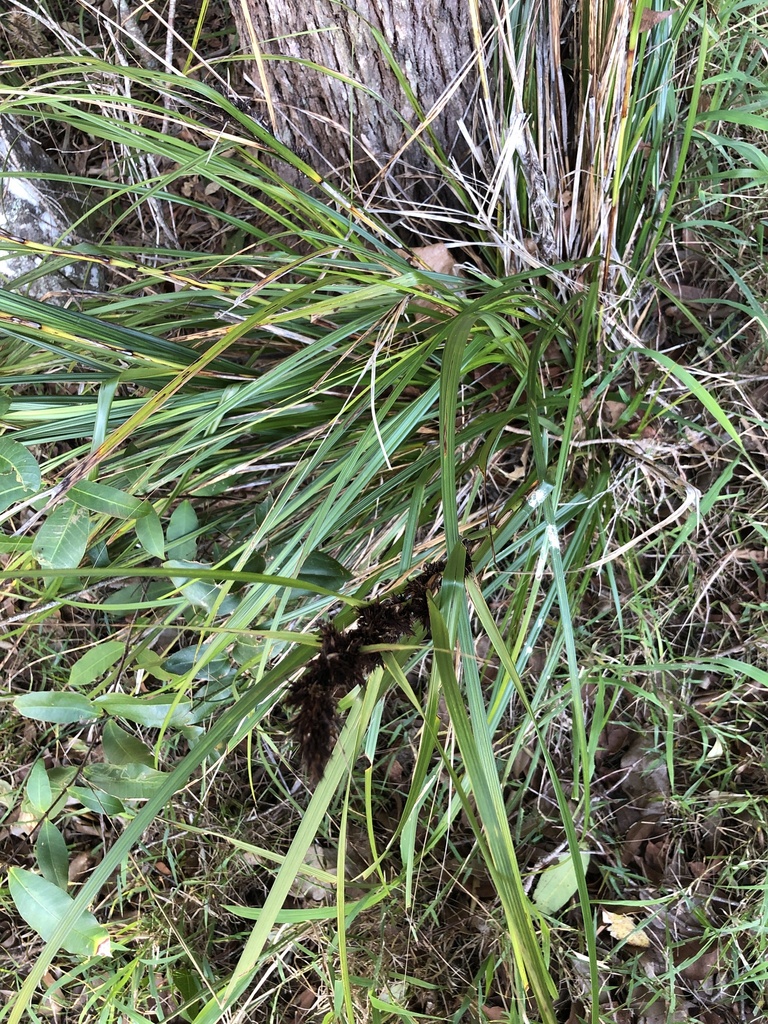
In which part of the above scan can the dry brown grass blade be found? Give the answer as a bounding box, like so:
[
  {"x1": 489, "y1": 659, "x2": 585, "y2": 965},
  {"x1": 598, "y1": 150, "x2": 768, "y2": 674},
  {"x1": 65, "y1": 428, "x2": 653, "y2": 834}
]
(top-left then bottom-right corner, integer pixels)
[{"x1": 578, "y1": 0, "x2": 632, "y2": 268}]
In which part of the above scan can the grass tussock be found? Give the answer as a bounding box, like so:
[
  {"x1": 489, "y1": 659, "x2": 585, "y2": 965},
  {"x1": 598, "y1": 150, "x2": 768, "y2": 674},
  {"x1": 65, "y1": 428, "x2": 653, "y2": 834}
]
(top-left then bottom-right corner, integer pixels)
[{"x1": 0, "y1": 0, "x2": 767, "y2": 1022}]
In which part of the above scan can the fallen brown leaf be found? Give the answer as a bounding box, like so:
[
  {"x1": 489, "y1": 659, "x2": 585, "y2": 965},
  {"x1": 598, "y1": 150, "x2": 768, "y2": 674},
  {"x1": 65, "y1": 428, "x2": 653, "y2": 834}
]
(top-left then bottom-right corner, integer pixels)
[
  {"x1": 410, "y1": 243, "x2": 457, "y2": 276},
  {"x1": 602, "y1": 910, "x2": 651, "y2": 948},
  {"x1": 639, "y1": 8, "x2": 673, "y2": 31},
  {"x1": 676, "y1": 938, "x2": 719, "y2": 982}
]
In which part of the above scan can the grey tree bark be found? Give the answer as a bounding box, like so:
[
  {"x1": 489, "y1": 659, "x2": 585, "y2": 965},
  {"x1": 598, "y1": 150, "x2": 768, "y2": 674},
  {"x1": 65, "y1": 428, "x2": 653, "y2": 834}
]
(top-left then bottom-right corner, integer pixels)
[
  {"x1": 0, "y1": 116, "x2": 102, "y2": 300},
  {"x1": 228, "y1": 0, "x2": 481, "y2": 197}
]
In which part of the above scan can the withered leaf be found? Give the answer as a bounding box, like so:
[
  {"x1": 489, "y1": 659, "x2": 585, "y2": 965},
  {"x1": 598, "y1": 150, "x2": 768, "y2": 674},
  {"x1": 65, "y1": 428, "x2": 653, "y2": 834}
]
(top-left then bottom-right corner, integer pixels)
[
  {"x1": 639, "y1": 9, "x2": 673, "y2": 31},
  {"x1": 602, "y1": 910, "x2": 651, "y2": 948}
]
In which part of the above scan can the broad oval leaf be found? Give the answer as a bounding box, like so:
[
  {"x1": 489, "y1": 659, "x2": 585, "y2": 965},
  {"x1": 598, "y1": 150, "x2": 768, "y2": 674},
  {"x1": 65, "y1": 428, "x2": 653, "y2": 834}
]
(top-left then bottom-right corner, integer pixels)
[
  {"x1": 8, "y1": 867, "x2": 111, "y2": 957},
  {"x1": 234, "y1": 551, "x2": 266, "y2": 576},
  {"x1": 14, "y1": 691, "x2": 97, "y2": 724},
  {"x1": 165, "y1": 559, "x2": 239, "y2": 616},
  {"x1": 87, "y1": 540, "x2": 110, "y2": 567},
  {"x1": 19, "y1": 768, "x2": 77, "y2": 829},
  {"x1": 70, "y1": 786, "x2": 125, "y2": 817},
  {"x1": 25, "y1": 761, "x2": 52, "y2": 815},
  {"x1": 83, "y1": 762, "x2": 168, "y2": 800},
  {"x1": 0, "y1": 438, "x2": 40, "y2": 507},
  {"x1": 47, "y1": 767, "x2": 79, "y2": 797},
  {"x1": 102, "y1": 720, "x2": 154, "y2": 768},
  {"x1": 0, "y1": 438, "x2": 40, "y2": 488},
  {"x1": 166, "y1": 500, "x2": 198, "y2": 561},
  {"x1": 68, "y1": 641, "x2": 126, "y2": 688},
  {"x1": 0, "y1": 477, "x2": 35, "y2": 513},
  {"x1": 35, "y1": 821, "x2": 70, "y2": 890},
  {"x1": 165, "y1": 560, "x2": 219, "y2": 610},
  {"x1": 92, "y1": 693, "x2": 193, "y2": 728},
  {"x1": 133, "y1": 649, "x2": 175, "y2": 682},
  {"x1": 134, "y1": 507, "x2": 165, "y2": 559},
  {"x1": 31, "y1": 500, "x2": 90, "y2": 569},
  {"x1": 298, "y1": 550, "x2": 352, "y2": 590},
  {"x1": 533, "y1": 851, "x2": 590, "y2": 915},
  {"x1": 101, "y1": 581, "x2": 181, "y2": 614},
  {"x1": 68, "y1": 479, "x2": 147, "y2": 520},
  {"x1": 163, "y1": 644, "x2": 231, "y2": 681}
]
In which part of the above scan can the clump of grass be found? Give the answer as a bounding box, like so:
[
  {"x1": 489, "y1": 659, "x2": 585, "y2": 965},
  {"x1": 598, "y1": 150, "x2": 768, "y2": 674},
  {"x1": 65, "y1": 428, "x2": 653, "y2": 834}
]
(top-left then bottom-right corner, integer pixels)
[{"x1": 0, "y1": 0, "x2": 767, "y2": 1022}]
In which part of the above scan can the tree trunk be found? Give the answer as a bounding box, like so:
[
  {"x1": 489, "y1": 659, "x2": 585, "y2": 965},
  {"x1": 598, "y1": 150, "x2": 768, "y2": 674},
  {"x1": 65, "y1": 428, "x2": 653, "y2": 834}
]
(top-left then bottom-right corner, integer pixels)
[
  {"x1": 228, "y1": 0, "x2": 479, "y2": 197},
  {"x1": 0, "y1": 116, "x2": 102, "y2": 300}
]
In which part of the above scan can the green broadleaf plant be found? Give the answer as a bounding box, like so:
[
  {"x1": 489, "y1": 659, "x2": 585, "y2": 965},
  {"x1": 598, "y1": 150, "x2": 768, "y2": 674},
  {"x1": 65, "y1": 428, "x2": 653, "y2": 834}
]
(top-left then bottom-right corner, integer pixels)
[
  {"x1": 35, "y1": 821, "x2": 70, "y2": 891},
  {"x1": 31, "y1": 501, "x2": 90, "y2": 569},
  {"x1": 8, "y1": 868, "x2": 111, "y2": 958}
]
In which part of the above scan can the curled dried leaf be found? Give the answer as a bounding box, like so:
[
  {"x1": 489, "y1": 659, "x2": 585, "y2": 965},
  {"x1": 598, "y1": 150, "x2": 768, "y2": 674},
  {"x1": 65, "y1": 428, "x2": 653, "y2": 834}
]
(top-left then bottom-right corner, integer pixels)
[
  {"x1": 602, "y1": 910, "x2": 651, "y2": 948},
  {"x1": 410, "y1": 242, "x2": 457, "y2": 276},
  {"x1": 639, "y1": 8, "x2": 673, "y2": 31}
]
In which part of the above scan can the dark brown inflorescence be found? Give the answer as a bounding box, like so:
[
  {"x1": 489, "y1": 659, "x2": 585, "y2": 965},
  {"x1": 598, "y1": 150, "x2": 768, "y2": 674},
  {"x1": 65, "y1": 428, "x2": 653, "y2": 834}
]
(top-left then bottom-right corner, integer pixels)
[{"x1": 286, "y1": 558, "x2": 452, "y2": 783}]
